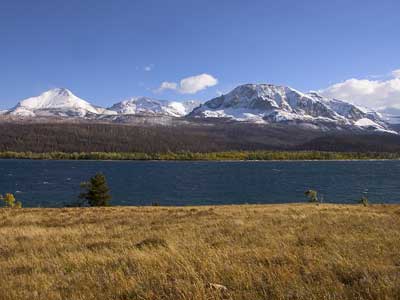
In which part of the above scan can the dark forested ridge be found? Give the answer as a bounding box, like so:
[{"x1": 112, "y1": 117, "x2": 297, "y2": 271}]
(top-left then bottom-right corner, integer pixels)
[
  {"x1": 297, "y1": 134, "x2": 400, "y2": 152},
  {"x1": 1, "y1": 119, "x2": 400, "y2": 154},
  {"x1": 0, "y1": 120, "x2": 318, "y2": 152}
]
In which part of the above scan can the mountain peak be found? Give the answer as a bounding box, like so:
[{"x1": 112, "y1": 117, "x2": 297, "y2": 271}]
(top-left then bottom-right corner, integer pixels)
[
  {"x1": 7, "y1": 88, "x2": 104, "y2": 117},
  {"x1": 190, "y1": 83, "x2": 393, "y2": 133},
  {"x1": 108, "y1": 96, "x2": 201, "y2": 117},
  {"x1": 47, "y1": 88, "x2": 73, "y2": 97}
]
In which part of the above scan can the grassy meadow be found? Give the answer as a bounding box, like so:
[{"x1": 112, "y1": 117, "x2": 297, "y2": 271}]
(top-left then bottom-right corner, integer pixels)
[{"x1": 1, "y1": 204, "x2": 400, "y2": 300}]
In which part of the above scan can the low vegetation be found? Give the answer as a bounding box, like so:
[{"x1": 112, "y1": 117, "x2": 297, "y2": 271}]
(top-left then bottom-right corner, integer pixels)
[
  {"x1": 0, "y1": 204, "x2": 399, "y2": 300},
  {"x1": 1, "y1": 150, "x2": 400, "y2": 160},
  {"x1": 359, "y1": 195, "x2": 369, "y2": 207},
  {"x1": 304, "y1": 189, "x2": 319, "y2": 203},
  {"x1": 0, "y1": 193, "x2": 22, "y2": 208}
]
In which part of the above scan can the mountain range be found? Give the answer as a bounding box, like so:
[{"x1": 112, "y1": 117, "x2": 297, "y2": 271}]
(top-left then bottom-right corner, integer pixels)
[
  {"x1": 3, "y1": 88, "x2": 200, "y2": 119},
  {"x1": 108, "y1": 97, "x2": 199, "y2": 117},
  {"x1": 1, "y1": 84, "x2": 398, "y2": 134}
]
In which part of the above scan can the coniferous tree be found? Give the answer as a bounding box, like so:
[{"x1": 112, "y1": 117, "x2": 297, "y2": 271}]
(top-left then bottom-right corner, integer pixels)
[{"x1": 79, "y1": 173, "x2": 112, "y2": 206}]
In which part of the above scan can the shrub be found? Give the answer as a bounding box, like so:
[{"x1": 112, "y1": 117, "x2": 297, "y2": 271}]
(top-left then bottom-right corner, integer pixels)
[
  {"x1": 0, "y1": 193, "x2": 22, "y2": 208},
  {"x1": 304, "y1": 189, "x2": 319, "y2": 203},
  {"x1": 358, "y1": 196, "x2": 369, "y2": 206}
]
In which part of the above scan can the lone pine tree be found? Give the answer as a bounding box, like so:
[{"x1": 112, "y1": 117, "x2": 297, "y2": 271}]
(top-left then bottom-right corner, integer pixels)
[{"x1": 80, "y1": 173, "x2": 112, "y2": 206}]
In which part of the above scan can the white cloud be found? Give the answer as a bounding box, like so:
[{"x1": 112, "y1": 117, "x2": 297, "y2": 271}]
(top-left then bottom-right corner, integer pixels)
[
  {"x1": 319, "y1": 69, "x2": 400, "y2": 110},
  {"x1": 155, "y1": 73, "x2": 218, "y2": 94},
  {"x1": 392, "y1": 69, "x2": 400, "y2": 78},
  {"x1": 144, "y1": 64, "x2": 154, "y2": 72},
  {"x1": 178, "y1": 74, "x2": 218, "y2": 94},
  {"x1": 156, "y1": 81, "x2": 178, "y2": 93}
]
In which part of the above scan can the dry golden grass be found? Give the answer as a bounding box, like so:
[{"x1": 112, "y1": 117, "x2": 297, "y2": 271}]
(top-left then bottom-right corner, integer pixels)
[{"x1": 1, "y1": 204, "x2": 400, "y2": 300}]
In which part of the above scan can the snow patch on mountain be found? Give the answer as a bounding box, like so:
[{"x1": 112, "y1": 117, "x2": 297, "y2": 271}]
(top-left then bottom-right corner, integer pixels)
[
  {"x1": 7, "y1": 88, "x2": 116, "y2": 117},
  {"x1": 108, "y1": 97, "x2": 200, "y2": 117},
  {"x1": 377, "y1": 106, "x2": 400, "y2": 124},
  {"x1": 190, "y1": 84, "x2": 393, "y2": 133}
]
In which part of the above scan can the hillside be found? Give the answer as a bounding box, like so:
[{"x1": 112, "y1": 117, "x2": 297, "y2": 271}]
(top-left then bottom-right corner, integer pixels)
[
  {"x1": 1, "y1": 119, "x2": 400, "y2": 153},
  {"x1": 1, "y1": 204, "x2": 399, "y2": 300}
]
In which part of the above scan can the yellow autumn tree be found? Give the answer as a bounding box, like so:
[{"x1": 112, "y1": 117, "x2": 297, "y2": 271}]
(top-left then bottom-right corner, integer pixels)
[{"x1": 0, "y1": 193, "x2": 22, "y2": 208}]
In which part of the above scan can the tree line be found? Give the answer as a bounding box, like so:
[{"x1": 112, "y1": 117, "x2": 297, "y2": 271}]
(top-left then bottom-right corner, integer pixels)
[{"x1": 0, "y1": 150, "x2": 399, "y2": 160}]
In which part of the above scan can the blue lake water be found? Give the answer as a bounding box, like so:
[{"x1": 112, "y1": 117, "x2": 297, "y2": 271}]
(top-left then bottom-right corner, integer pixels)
[{"x1": 0, "y1": 160, "x2": 399, "y2": 207}]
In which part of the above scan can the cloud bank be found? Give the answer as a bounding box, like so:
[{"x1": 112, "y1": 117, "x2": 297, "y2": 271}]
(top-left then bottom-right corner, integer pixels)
[
  {"x1": 156, "y1": 73, "x2": 218, "y2": 94},
  {"x1": 320, "y1": 69, "x2": 400, "y2": 110}
]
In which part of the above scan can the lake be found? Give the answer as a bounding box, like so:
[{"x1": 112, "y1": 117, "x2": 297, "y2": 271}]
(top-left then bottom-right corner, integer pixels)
[{"x1": 0, "y1": 160, "x2": 399, "y2": 207}]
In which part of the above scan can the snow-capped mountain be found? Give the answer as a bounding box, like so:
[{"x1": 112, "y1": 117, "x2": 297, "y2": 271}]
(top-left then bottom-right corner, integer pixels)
[
  {"x1": 1, "y1": 85, "x2": 396, "y2": 134},
  {"x1": 378, "y1": 106, "x2": 400, "y2": 124},
  {"x1": 190, "y1": 84, "x2": 392, "y2": 132},
  {"x1": 2, "y1": 88, "x2": 200, "y2": 119},
  {"x1": 6, "y1": 88, "x2": 116, "y2": 117},
  {"x1": 108, "y1": 97, "x2": 200, "y2": 117}
]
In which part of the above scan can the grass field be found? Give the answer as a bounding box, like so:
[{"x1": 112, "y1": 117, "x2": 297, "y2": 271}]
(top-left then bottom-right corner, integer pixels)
[{"x1": 1, "y1": 204, "x2": 400, "y2": 300}]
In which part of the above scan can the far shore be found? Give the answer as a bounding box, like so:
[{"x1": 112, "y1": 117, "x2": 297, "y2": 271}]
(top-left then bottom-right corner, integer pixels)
[
  {"x1": 0, "y1": 150, "x2": 400, "y2": 161},
  {"x1": 1, "y1": 158, "x2": 399, "y2": 163}
]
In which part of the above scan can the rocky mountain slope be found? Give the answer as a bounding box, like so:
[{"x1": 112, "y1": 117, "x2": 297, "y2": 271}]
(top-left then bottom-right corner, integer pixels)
[
  {"x1": 190, "y1": 84, "x2": 392, "y2": 133},
  {"x1": 378, "y1": 106, "x2": 400, "y2": 124},
  {"x1": 5, "y1": 89, "x2": 199, "y2": 119},
  {"x1": 108, "y1": 97, "x2": 200, "y2": 117},
  {"x1": 6, "y1": 88, "x2": 115, "y2": 117},
  {"x1": 2, "y1": 84, "x2": 397, "y2": 134}
]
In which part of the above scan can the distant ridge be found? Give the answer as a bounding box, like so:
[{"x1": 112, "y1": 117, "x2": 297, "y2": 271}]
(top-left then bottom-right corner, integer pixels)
[{"x1": 2, "y1": 84, "x2": 397, "y2": 134}]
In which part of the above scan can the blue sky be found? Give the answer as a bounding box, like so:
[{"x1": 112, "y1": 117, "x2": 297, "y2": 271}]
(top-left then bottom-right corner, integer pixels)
[{"x1": 1, "y1": 0, "x2": 400, "y2": 109}]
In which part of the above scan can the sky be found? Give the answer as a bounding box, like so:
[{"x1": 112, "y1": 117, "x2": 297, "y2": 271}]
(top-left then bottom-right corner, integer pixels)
[{"x1": 1, "y1": 0, "x2": 400, "y2": 110}]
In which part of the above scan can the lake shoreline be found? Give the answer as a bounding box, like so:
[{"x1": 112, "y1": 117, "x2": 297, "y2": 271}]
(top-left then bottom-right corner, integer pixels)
[
  {"x1": 2, "y1": 157, "x2": 400, "y2": 162},
  {"x1": 6, "y1": 202, "x2": 400, "y2": 210},
  {"x1": 1, "y1": 150, "x2": 400, "y2": 161}
]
